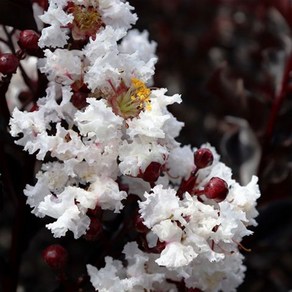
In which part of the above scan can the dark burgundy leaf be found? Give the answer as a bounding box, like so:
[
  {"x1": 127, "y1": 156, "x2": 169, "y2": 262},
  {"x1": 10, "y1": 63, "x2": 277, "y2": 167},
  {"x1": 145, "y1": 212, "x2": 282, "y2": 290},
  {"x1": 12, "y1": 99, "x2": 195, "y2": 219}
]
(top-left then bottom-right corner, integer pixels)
[{"x1": 0, "y1": 0, "x2": 37, "y2": 30}]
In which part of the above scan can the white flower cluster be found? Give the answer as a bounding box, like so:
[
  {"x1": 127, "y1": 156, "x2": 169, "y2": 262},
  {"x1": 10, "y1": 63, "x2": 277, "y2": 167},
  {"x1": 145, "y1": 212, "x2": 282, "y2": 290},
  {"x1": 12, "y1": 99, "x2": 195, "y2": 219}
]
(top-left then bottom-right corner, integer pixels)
[{"x1": 9, "y1": 0, "x2": 260, "y2": 291}]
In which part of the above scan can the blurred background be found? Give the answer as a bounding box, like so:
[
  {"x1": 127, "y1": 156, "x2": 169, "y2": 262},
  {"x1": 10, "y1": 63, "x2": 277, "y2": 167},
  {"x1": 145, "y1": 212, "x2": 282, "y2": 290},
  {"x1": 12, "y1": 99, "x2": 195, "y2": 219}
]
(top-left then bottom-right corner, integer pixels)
[{"x1": 1, "y1": 0, "x2": 292, "y2": 291}]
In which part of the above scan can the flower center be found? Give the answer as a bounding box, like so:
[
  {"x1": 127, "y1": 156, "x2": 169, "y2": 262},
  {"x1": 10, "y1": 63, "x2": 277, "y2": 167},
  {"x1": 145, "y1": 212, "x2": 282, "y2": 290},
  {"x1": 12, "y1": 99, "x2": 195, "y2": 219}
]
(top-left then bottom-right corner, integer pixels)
[
  {"x1": 67, "y1": 3, "x2": 104, "y2": 41},
  {"x1": 108, "y1": 78, "x2": 151, "y2": 119}
]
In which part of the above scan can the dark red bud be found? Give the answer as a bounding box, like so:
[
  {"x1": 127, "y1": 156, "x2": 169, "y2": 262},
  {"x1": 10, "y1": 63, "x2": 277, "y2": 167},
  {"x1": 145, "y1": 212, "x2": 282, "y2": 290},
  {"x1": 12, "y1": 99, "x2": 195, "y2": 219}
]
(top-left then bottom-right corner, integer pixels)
[
  {"x1": 18, "y1": 30, "x2": 40, "y2": 51},
  {"x1": 141, "y1": 162, "x2": 162, "y2": 183},
  {"x1": 42, "y1": 244, "x2": 68, "y2": 270},
  {"x1": 0, "y1": 53, "x2": 19, "y2": 74},
  {"x1": 194, "y1": 148, "x2": 214, "y2": 169},
  {"x1": 204, "y1": 177, "x2": 229, "y2": 202},
  {"x1": 70, "y1": 91, "x2": 88, "y2": 109},
  {"x1": 84, "y1": 217, "x2": 103, "y2": 241}
]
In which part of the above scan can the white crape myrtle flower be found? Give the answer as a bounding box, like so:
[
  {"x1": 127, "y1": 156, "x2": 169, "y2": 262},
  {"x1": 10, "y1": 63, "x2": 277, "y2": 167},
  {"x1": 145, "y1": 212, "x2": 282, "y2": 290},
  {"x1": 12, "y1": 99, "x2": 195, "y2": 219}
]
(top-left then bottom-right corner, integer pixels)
[
  {"x1": 88, "y1": 176, "x2": 127, "y2": 212},
  {"x1": 38, "y1": 186, "x2": 92, "y2": 238},
  {"x1": 38, "y1": 3, "x2": 73, "y2": 48},
  {"x1": 87, "y1": 242, "x2": 171, "y2": 292},
  {"x1": 39, "y1": 49, "x2": 83, "y2": 85},
  {"x1": 75, "y1": 98, "x2": 124, "y2": 143},
  {"x1": 10, "y1": 84, "x2": 76, "y2": 160},
  {"x1": 98, "y1": 0, "x2": 137, "y2": 31},
  {"x1": 228, "y1": 176, "x2": 261, "y2": 226},
  {"x1": 119, "y1": 29, "x2": 157, "y2": 64},
  {"x1": 118, "y1": 137, "x2": 169, "y2": 177},
  {"x1": 83, "y1": 26, "x2": 157, "y2": 92},
  {"x1": 135, "y1": 145, "x2": 260, "y2": 291},
  {"x1": 9, "y1": 0, "x2": 261, "y2": 290},
  {"x1": 167, "y1": 145, "x2": 195, "y2": 181},
  {"x1": 83, "y1": 26, "x2": 125, "y2": 91},
  {"x1": 24, "y1": 161, "x2": 76, "y2": 217},
  {"x1": 38, "y1": 0, "x2": 137, "y2": 48},
  {"x1": 183, "y1": 251, "x2": 246, "y2": 292},
  {"x1": 126, "y1": 90, "x2": 181, "y2": 140}
]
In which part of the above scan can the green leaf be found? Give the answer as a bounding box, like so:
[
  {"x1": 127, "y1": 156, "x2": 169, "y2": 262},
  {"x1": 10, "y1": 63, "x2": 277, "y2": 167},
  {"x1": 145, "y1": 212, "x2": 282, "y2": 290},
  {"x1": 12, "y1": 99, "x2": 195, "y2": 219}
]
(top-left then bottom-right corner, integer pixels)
[{"x1": 0, "y1": 0, "x2": 37, "y2": 31}]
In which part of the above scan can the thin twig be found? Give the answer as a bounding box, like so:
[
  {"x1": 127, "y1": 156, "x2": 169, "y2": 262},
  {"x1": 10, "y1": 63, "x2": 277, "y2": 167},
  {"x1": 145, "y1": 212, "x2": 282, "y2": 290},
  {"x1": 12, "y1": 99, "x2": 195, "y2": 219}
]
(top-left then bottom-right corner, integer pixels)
[
  {"x1": 265, "y1": 53, "x2": 292, "y2": 142},
  {"x1": 258, "y1": 52, "x2": 292, "y2": 180}
]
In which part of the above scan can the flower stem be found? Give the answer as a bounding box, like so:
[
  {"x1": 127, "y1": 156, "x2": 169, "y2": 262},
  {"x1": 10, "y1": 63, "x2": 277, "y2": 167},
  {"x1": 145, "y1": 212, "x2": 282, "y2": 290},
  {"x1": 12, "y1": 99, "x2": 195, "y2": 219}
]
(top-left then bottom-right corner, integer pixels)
[
  {"x1": 265, "y1": 53, "x2": 292, "y2": 142},
  {"x1": 258, "y1": 52, "x2": 292, "y2": 181}
]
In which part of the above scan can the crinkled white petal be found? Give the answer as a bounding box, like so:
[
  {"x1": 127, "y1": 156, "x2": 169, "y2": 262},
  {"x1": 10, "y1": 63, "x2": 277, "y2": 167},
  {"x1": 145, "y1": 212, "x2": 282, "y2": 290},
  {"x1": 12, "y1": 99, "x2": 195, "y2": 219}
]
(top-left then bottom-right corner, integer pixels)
[
  {"x1": 87, "y1": 242, "x2": 165, "y2": 292},
  {"x1": 83, "y1": 26, "x2": 126, "y2": 63},
  {"x1": 156, "y1": 242, "x2": 198, "y2": 268},
  {"x1": 152, "y1": 219, "x2": 182, "y2": 242},
  {"x1": 75, "y1": 98, "x2": 123, "y2": 143},
  {"x1": 83, "y1": 26, "x2": 125, "y2": 91},
  {"x1": 87, "y1": 258, "x2": 125, "y2": 292},
  {"x1": 38, "y1": 187, "x2": 93, "y2": 238},
  {"x1": 126, "y1": 100, "x2": 169, "y2": 139},
  {"x1": 99, "y1": 0, "x2": 137, "y2": 31},
  {"x1": 40, "y1": 49, "x2": 83, "y2": 85},
  {"x1": 118, "y1": 137, "x2": 168, "y2": 177},
  {"x1": 88, "y1": 176, "x2": 127, "y2": 212},
  {"x1": 229, "y1": 175, "x2": 261, "y2": 226},
  {"x1": 119, "y1": 52, "x2": 156, "y2": 85},
  {"x1": 46, "y1": 209, "x2": 90, "y2": 239},
  {"x1": 9, "y1": 84, "x2": 75, "y2": 160},
  {"x1": 38, "y1": 4, "x2": 73, "y2": 48},
  {"x1": 167, "y1": 145, "x2": 195, "y2": 180},
  {"x1": 139, "y1": 185, "x2": 180, "y2": 228},
  {"x1": 119, "y1": 29, "x2": 157, "y2": 63}
]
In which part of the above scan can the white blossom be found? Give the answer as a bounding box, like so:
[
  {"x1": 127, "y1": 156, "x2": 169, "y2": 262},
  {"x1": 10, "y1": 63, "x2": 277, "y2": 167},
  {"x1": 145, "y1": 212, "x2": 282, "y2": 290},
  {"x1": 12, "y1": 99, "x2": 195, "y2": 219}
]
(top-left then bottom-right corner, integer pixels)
[
  {"x1": 87, "y1": 242, "x2": 165, "y2": 292},
  {"x1": 8, "y1": 0, "x2": 261, "y2": 290},
  {"x1": 75, "y1": 98, "x2": 123, "y2": 143}
]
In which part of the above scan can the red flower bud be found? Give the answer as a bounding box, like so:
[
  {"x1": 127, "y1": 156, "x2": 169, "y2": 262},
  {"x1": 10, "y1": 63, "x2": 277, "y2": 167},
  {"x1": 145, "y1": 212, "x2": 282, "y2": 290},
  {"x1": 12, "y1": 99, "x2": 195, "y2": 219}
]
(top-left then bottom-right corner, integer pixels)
[
  {"x1": 42, "y1": 244, "x2": 68, "y2": 270},
  {"x1": 0, "y1": 53, "x2": 19, "y2": 74},
  {"x1": 141, "y1": 162, "x2": 162, "y2": 183},
  {"x1": 194, "y1": 148, "x2": 213, "y2": 169},
  {"x1": 204, "y1": 177, "x2": 229, "y2": 202},
  {"x1": 18, "y1": 30, "x2": 40, "y2": 51},
  {"x1": 70, "y1": 91, "x2": 88, "y2": 109}
]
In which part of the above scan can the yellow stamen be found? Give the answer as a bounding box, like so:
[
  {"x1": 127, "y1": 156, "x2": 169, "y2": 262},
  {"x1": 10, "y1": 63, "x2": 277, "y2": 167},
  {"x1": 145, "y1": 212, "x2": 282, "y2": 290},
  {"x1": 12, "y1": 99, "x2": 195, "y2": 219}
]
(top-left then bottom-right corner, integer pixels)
[
  {"x1": 73, "y1": 6, "x2": 102, "y2": 31},
  {"x1": 130, "y1": 78, "x2": 151, "y2": 111}
]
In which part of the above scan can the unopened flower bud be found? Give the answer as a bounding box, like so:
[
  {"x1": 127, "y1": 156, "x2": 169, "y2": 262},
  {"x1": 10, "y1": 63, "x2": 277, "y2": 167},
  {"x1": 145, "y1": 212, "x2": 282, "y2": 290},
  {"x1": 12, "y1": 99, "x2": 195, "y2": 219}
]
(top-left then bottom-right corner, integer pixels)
[
  {"x1": 141, "y1": 162, "x2": 162, "y2": 183},
  {"x1": 204, "y1": 177, "x2": 229, "y2": 202},
  {"x1": 42, "y1": 244, "x2": 68, "y2": 270},
  {"x1": 71, "y1": 91, "x2": 88, "y2": 109},
  {"x1": 194, "y1": 148, "x2": 213, "y2": 169},
  {"x1": 18, "y1": 30, "x2": 40, "y2": 51},
  {"x1": 0, "y1": 53, "x2": 19, "y2": 74}
]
